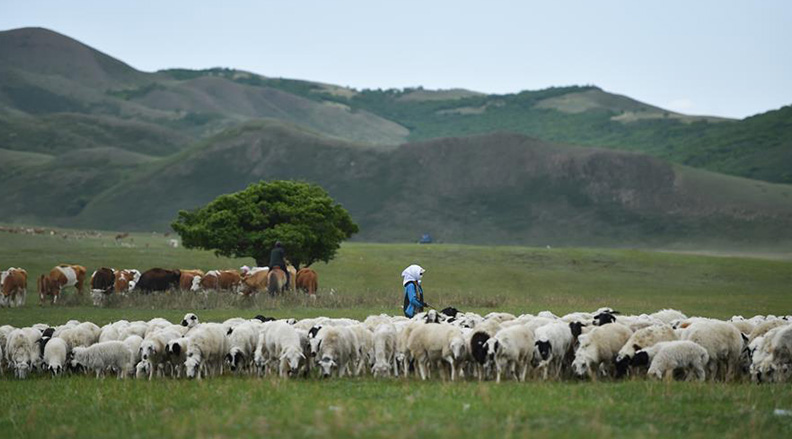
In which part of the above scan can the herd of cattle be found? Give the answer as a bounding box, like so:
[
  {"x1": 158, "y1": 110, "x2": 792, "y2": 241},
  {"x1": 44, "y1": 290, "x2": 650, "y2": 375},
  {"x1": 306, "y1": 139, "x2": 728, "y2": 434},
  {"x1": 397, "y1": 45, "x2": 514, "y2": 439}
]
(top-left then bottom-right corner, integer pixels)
[
  {"x1": 0, "y1": 265, "x2": 319, "y2": 307},
  {"x1": 2, "y1": 307, "x2": 791, "y2": 383}
]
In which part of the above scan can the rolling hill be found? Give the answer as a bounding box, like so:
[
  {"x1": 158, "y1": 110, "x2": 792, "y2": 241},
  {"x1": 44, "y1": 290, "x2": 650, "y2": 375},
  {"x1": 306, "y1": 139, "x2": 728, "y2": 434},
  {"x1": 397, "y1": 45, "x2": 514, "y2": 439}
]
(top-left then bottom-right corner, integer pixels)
[{"x1": 0, "y1": 26, "x2": 791, "y2": 250}]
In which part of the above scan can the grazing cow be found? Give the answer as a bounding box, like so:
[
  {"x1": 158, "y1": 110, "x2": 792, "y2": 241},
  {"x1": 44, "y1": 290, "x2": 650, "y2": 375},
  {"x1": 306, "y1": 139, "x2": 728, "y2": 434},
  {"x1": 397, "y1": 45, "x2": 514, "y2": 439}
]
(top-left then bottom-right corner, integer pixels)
[
  {"x1": 192, "y1": 270, "x2": 242, "y2": 292},
  {"x1": 241, "y1": 268, "x2": 269, "y2": 296},
  {"x1": 295, "y1": 268, "x2": 318, "y2": 295},
  {"x1": 134, "y1": 268, "x2": 181, "y2": 293},
  {"x1": 178, "y1": 270, "x2": 205, "y2": 291},
  {"x1": 267, "y1": 267, "x2": 288, "y2": 296},
  {"x1": 1, "y1": 267, "x2": 27, "y2": 307},
  {"x1": 114, "y1": 269, "x2": 141, "y2": 294},
  {"x1": 90, "y1": 268, "x2": 115, "y2": 294},
  {"x1": 39, "y1": 264, "x2": 86, "y2": 304}
]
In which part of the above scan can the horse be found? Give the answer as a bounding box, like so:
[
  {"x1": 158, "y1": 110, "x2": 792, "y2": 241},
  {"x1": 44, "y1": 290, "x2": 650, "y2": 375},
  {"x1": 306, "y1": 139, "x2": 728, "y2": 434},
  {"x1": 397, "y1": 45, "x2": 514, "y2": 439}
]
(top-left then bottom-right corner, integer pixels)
[
  {"x1": 241, "y1": 268, "x2": 269, "y2": 296},
  {"x1": 267, "y1": 267, "x2": 288, "y2": 296},
  {"x1": 295, "y1": 268, "x2": 318, "y2": 295}
]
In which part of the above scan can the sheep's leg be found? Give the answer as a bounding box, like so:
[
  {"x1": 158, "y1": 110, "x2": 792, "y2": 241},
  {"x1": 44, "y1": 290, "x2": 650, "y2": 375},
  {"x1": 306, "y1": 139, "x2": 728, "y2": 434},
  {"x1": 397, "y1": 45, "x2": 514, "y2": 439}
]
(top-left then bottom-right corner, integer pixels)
[
  {"x1": 418, "y1": 360, "x2": 428, "y2": 380},
  {"x1": 445, "y1": 357, "x2": 456, "y2": 381}
]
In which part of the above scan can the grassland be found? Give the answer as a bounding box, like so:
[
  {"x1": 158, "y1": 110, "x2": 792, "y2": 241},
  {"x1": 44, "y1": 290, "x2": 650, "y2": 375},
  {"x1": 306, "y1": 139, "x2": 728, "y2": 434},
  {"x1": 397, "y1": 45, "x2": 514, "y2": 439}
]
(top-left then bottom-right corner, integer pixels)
[{"x1": 2, "y1": 230, "x2": 792, "y2": 439}]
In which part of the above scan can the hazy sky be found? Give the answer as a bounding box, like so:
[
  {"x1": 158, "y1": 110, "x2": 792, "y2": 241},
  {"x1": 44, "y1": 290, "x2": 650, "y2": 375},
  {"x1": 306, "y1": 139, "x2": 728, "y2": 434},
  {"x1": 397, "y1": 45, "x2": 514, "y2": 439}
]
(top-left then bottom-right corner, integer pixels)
[{"x1": 2, "y1": 0, "x2": 790, "y2": 118}]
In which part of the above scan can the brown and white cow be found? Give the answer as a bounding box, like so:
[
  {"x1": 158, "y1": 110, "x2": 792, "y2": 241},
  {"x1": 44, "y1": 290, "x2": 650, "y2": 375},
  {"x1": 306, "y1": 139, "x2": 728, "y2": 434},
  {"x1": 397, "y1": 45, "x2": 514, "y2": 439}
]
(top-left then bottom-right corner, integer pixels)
[
  {"x1": 241, "y1": 268, "x2": 269, "y2": 296},
  {"x1": 179, "y1": 269, "x2": 205, "y2": 291},
  {"x1": 192, "y1": 270, "x2": 242, "y2": 292},
  {"x1": 90, "y1": 267, "x2": 116, "y2": 306},
  {"x1": 39, "y1": 264, "x2": 86, "y2": 304},
  {"x1": 113, "y1": 269, "x2": 141, "y2": 294},
  {"x1": 1, "y1": 267, "x2": 28, "y2": 307}
]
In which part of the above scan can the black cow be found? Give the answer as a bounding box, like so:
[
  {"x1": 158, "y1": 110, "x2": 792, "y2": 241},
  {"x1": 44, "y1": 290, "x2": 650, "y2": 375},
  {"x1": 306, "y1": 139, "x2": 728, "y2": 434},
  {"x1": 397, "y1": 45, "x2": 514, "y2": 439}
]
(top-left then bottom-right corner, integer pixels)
[
  {"x1": 91, "y1": 267, "x2": 116, "y2": 294},
  {"x1": 134, "y1": 268, "x2": 181, "y2": 293}
]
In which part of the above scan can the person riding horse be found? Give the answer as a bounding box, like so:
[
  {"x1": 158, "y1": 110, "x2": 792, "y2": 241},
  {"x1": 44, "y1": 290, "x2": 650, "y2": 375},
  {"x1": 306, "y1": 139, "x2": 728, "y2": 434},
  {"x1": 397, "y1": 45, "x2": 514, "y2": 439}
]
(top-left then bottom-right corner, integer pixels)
[{"x1": 269, "y1": 241, "x2": 290, "y2": 288}]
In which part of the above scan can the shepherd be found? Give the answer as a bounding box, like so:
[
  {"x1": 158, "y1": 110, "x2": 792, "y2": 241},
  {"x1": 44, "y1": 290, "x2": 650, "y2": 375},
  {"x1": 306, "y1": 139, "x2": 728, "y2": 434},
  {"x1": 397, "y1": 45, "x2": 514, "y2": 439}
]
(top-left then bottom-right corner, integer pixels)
[{"x1": 401, "y1": 264, "x2": 428, "y2": 318}]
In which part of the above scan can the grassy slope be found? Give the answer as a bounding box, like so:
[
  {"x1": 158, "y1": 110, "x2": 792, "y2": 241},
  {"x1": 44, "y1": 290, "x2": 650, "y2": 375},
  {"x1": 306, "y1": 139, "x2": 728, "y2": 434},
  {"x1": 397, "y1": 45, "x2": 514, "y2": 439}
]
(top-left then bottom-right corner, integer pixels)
[{"x1": 1, "y1": 231, "x2": 792, "y2": 439}]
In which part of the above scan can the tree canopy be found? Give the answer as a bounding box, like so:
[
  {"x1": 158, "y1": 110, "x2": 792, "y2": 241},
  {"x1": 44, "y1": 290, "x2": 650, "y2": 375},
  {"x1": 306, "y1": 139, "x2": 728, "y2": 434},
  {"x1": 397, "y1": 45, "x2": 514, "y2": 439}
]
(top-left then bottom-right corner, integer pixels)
[{"x1": 171, "y1": 180, "x2": 358, "y2": 268}]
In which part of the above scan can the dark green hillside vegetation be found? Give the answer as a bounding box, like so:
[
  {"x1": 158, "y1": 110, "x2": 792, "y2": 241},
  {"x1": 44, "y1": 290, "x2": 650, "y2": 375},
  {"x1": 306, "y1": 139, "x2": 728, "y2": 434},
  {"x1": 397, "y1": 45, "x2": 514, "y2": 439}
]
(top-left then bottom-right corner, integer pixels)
[{"x1": 67, "y1": 122, "x2": 792, "y2": 249}]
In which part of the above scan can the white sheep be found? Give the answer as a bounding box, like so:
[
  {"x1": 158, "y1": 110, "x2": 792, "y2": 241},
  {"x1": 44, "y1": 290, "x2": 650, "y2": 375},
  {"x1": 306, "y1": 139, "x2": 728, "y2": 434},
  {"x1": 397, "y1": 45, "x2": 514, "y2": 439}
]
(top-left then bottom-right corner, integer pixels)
[
  {"x1": 226, "y1": 322, "x2": 260, "y2": 374},
  {"x1": 614, "y1": 324, "x2": 678, "y2": 378},
  {"x1": 679, "y1": 320, "x2": 743, "y2": 381},
  {"x1": 407, "y1": 323, "x2": 465, "y2": 381},
  {"x1": 263, "y1": 321, "x2": 306, "y2": 378},
  {"x1": 5, "y1": 327, "x2": 41, "y2": 379},
  {"x1": 43, "y1": 337, "x2": 68, "y2": 376},
  {"x1": 139, "y1": 328, "x2": 182, "y2": 380},
  {"x1": 71, "y1": 341, "x2": 133, "y2": 378},
  {"x1": 751, "y1": 325, "x2": 792, "y2": 383},
  {"x1": 349, "y1": 324, "x2": 374, "y2": 376},
  {"x1": 572, "y1": 323, "x2": 632, "y2": 379},
  {"x1": 371, "y1": 324, "x2": 397, "y2": 377},
  {"x1": 638, "y1": 341, "x2": 709, "y2": 381},
  {"x1": 184, "y1": 323, "x2": 228, "y2": 379},
  {"x1": 316, "y1": 326, "x2": 358, "y2": 378},
  {"x1": 487, "y1": 325, "x2": 535, "y2": 382},
  {"x1": 649, "y1": 309, "x2": 687, "y2": 324},
  {"x1": 123, "y1": 335, "x2": 144, "y2": 372}
]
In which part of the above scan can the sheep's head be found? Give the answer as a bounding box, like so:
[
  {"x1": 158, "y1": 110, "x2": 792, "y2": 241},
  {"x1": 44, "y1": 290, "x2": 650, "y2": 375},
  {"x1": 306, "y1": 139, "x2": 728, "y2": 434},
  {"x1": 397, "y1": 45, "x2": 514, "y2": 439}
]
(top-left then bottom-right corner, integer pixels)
[
  {"x1": 14, "y1": 361, "x2": 31, "y2": 379},
  {"x1": 282, "y1": 348, "x2": 305, "y2": 376},
  {"x1": 48, "y1": 364, "x2": 63, "y2": 376},
  {"x1": 631, "y1": 350, "x2": 650, "y2": 368},
  {"x1": 614, "y1": 354, "x2": 631, "y2": 378},
  {"x1": 485, "y1": 338, "x2": 498, "y2": 362},
  {"x1": 185, "y1": 353, "x2": 201, "y2": 379},
  {"x1": 140, "y1": 342, "x2": 156, "y2": 361},
  {"x1": 70, "y1": 347, "x2": 87, "y2": 369},
  {"x1": 226, "y1": 348, "x2": 244, "y2": 372},
  {"x1": 181, "y1": 313, "x2": 199, "y2": 328},
  {"x1": 534, "y1": 340, "x2": 552, "y2": 361},
  {"x1": 372, "y1": 361, "x2": 390, "y2": 377},
  {"x1": 318, "y1": 355, "x2": 337, "y2": 377},
  {"x1": 450, "y1": 336, "x2": 466, "y2": 360},
  {"x1": 571, "y1": 350, "x2": 592, "y2": 377}
]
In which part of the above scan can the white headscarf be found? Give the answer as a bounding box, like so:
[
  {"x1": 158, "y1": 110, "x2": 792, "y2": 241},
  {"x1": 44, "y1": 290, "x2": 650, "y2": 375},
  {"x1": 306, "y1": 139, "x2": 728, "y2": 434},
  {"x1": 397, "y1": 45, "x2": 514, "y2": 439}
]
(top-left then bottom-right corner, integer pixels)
[{"x1": 401, "y1": 264, "x2": 425, "y2": 286}]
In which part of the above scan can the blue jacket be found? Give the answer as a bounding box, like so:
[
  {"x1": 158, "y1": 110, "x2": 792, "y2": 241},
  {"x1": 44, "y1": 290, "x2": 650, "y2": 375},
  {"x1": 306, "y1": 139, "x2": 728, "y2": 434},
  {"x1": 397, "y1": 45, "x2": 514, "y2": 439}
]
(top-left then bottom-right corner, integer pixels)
[{"x1": 403, "y1": 281, "x2": 424, "y2": 318}]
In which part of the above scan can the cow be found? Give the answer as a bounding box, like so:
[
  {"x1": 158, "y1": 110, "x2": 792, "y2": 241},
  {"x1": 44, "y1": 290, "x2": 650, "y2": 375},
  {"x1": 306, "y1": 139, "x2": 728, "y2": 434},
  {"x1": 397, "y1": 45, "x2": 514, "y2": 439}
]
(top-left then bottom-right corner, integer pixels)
[
  {"x1": 90, "y1": 267, "x2": 116, "y2": 306},
  {"x1": 179, "y1": 269, "x2": 205, "y2": 291},
  {"x1": 1, "y1": 267, "x2": 28, "y2": 307},
  {"x1": 191, "y1": 270, "x2": 242, "y2": 293},
  {"x1": 295, "y1": 268, "x2": 318, "y2": 295},
  {"x1": 133, "y1": 268, "x2": 181, "y2": 293},
  {"x1": 38, "y1": 264, "x2": 86, "y2": 304},
  {"x1": 241, "y1": 268, "x2": 269, "y2": 296},
  {"x1": 114, "y1": 269, "x2": 141, "y2": 294}
]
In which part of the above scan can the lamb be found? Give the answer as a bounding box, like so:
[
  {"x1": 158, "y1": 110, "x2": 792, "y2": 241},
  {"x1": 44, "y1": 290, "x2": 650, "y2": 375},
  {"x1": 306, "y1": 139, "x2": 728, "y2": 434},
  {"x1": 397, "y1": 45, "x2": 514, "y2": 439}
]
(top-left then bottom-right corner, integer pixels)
[
  {"x1": 487, "y1": 325, "x2": 535, "y2": 382},
  {"x1": 316, "y1": 326, "x2": 358, "y2": 378},
  {"x1": 615, "y1": 324, "x2": 678, "y2": 377},
  {"x1": 572, "y1": 323, "x2": 632, "y2": 379},
  {"x1": 139, "y1": 328, "x2": 182, "y2": 380},
  {"x1": 123, "y1": 335, "x2": 144, "y2": 372},
  {"x1": 43, "y1": 337, "x2": 68, "y2": 376},
  {"x1": 371, "y1": 324, "x2": 397, "y2": 377},
  {"x1": 6, "y1": 327, "x2": 41, "y2": 378},
  {"x1": 679, "y1": 320, "x2": 743, "y2": 381},
  {"x1": 634, "y1": 341, "x2": 709, "y2": 381},
  {"x1": 407, "y1": 323, "x2": 466, "y2": 381},
  {"x1": 71, "y1": 341, "x2": 133, "y2": 378},
  {"x1": 262, "y1": 321, "x2": 306, "y2": 378},
  {"x1": 349, "y1": 325, "x2": 374, "y2": 375},
  {"x1": 165, "y1": 337, "x2": 189, "y2": 378},
  {"x1": 184, "y1": 323, "x2": 228, "y2": 379},
  {"x1": 533, "y1": 322, "x2": 574, "y2": 379}
]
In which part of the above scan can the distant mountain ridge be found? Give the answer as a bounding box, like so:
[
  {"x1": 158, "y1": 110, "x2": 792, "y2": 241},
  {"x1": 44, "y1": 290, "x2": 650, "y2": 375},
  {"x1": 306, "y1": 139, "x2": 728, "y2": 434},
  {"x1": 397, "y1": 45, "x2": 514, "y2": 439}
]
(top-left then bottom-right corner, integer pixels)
[{"x1": 1, "y1": 27, "x2": 791, "y2": 250}]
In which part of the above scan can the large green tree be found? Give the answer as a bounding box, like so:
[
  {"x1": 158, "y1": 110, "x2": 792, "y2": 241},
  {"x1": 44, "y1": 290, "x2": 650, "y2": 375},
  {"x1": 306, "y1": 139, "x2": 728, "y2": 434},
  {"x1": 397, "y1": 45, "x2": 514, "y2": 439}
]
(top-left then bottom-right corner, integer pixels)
[{"x1": 171, "y1": 180, "x2": 358, "y2": 268}]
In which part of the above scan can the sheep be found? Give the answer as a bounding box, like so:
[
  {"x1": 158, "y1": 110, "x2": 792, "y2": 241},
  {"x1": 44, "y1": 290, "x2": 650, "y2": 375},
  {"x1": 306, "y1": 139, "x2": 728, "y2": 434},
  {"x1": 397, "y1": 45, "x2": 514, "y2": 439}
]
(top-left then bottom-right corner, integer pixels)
[
  {"x1": 184, "y1": 323, "x2": 228, "y2": 379},
  {"x1": 487, "y1": 325, "x2": 535, "y2": 382},
  {"x1": 533, "y1": 322, "x2": 574, "y2": 380},
  {"x1": 56, "y1": 325, "x2": 98, "y2": 351},
  {"x1": 649, "y1": 309, "x2": 687, "y2": 325},
  {"x1": 316, "y1": 326, "x2": 358, "y2": 378},
  {"x1": 748, "y1": 319, "x2": 789, "y2": 342},
  {"x1": 371, "y1": 324, "x2": 397, "y2": 377},
  {"x1": 43, "y1": 337, "x2": 68, "y2": 376},
  {"x1": 139, "y1": 328, "x2": 182, "y2": 380},
  {"x1": 751, "y1": 325, "x2": 792, "y2": 383},
  {"x1": 633, "y1": 341, "x2": 709, "y2": 381},
  {"x1": 165, "y1": 337, "x2": 189, "y2": 378},
  {"x1": 123, "y1": 335, "x2": 144, "y2": 372},
  {"x1": 71, "y1": 341, "x2": 133, "y2": 378},
  {"x1": 181, "y1": 313, "x2": 199, "y2": 329},
  {"x1": 349, "y1": 325, "x2": 374, "y2": 375},
  {"x1": 572, "y1": 323, "x2": 632, "y2": 379},
  {"x1": 679, "y1": 320, "x2": 743, "y2": 381},
  {"x1": 6, "y1": 328, "x2": 41, "y2": 378},
  {"x1": 262, "y1": 321, "x2": 306, "y2": 378},
  {"x1": 615, "y1": 324, "x2": 678, "y2": 378},
  {"x1": 225, "y1": 322, "x2": 259, "y2": 374},
  {"x1": 407, "y1": 323, "x2": 465, "y2": 381}
]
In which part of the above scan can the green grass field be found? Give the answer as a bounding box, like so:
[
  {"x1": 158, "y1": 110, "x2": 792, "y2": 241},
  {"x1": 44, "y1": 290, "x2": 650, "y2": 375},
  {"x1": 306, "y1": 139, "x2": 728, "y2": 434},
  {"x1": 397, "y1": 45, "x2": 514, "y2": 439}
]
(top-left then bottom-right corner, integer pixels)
[{"x1": 2, "y1": 229, "x2": 792, "y2": 439}]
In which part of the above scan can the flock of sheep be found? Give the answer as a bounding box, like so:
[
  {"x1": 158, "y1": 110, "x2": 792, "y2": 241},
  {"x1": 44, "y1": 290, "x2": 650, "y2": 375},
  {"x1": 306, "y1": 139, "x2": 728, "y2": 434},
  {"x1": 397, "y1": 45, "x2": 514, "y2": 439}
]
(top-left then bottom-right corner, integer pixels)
[{"x1": 2, "y1": 307, "x2": 791, "y2": 383}]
